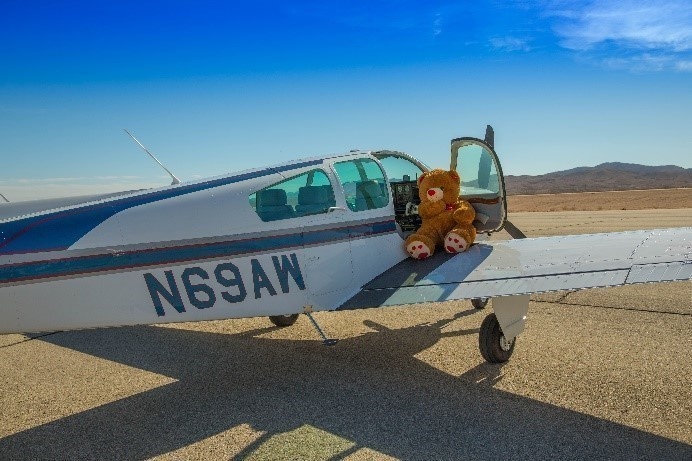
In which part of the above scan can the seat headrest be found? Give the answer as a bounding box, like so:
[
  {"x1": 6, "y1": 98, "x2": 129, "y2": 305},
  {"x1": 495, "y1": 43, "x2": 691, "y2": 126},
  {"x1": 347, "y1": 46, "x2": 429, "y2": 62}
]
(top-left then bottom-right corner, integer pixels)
[
  {"x1": 258, "y1": 189, "x2": 287, "y2": 206},
  {"x1": 298, "y1": 186, "x2": 330, "y2": 205},
  {"x1": 356, "y1": 180, "x2": 383, "y2": 198}
]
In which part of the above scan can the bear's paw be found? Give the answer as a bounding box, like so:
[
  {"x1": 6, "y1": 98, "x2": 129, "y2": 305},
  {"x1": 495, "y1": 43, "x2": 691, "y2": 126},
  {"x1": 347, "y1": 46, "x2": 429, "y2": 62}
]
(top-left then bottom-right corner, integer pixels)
[
  {"x1": 406, "y1": 240, "x2": 431, "y2": 260},
  {"x1": 444, "y1": 232, "x2": 468, "y2": 253}
]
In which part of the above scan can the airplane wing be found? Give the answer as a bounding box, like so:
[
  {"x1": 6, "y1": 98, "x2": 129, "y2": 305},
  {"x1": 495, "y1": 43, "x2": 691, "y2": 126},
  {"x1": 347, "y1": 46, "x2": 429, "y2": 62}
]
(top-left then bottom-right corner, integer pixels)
[{"x1": 339, "y1": 227, "x2": 692, "y2": 310}]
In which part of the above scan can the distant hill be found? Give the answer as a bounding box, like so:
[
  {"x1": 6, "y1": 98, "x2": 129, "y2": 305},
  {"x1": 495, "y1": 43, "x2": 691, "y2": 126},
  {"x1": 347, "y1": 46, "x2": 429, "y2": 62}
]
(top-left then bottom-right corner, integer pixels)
[{"x1": 505, "y1": 162, "x2": 692, "y2": 195}]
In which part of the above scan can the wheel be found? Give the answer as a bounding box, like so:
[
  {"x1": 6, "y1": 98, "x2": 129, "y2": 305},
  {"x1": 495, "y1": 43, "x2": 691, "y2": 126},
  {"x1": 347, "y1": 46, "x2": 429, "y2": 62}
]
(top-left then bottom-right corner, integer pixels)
[
  {"x1": 478, "y1": 313, "x2": 515, "y2": 363},
  {"x1": 269, "y1": 314, "x2": 299, "y2": 327},
  {"x1": 471, "y1": 297, "x2": 489, "y2": 309}
]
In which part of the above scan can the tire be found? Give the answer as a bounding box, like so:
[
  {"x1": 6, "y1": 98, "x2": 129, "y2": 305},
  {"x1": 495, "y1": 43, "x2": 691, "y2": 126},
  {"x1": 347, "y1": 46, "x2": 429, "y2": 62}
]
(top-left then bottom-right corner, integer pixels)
[
  {"x1": 471, "y1": 297, "x2": 489, "y2": 309},
  {"x1": 478, "y1": 313, "x2": 515, "y2": 363},
  {"x1": 269, "y1": 314, "x2": 299, "y2": 327}
]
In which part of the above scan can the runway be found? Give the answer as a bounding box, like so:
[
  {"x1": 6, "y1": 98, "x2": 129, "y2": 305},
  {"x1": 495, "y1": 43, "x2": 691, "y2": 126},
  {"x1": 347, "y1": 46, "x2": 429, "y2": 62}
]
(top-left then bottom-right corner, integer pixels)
[{"x1": 1, "y1": 209, "x2": 690, "y2": 460}]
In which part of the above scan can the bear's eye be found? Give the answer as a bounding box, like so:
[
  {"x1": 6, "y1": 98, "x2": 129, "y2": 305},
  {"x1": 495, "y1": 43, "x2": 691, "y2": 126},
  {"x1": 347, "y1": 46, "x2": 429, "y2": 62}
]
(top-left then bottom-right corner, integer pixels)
[{"x1": 440, "y1": 187, "x2": 445, "y2": 191}]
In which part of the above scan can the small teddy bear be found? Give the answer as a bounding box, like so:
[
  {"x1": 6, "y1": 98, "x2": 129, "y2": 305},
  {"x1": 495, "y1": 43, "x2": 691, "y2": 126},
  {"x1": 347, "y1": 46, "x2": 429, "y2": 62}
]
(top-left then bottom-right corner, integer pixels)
[{"x1": 405, "y1": 169, "x2": 476, "y2": 259}]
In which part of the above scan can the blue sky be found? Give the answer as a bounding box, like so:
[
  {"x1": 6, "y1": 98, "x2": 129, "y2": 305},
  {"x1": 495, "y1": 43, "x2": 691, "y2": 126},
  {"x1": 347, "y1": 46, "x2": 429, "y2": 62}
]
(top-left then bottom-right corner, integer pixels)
[{"x1": 1, "y1": 0, "x2": 691, "y2": 201}]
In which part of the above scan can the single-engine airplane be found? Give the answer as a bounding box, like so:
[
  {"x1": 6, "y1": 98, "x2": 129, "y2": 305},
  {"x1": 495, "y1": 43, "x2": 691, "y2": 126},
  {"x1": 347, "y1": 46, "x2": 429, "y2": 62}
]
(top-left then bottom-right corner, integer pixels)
[{"x1": 1, "y1": 126, "x2": 690, "y2": 362}]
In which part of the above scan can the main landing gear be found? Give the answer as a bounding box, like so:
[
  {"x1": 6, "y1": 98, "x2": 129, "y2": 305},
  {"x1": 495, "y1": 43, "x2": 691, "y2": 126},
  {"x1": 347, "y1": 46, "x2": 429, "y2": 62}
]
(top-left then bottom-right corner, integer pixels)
[
  {"x1": 471, "y1": 297, "x2": 489, "y2": 309},
  {"x1": 268, "y1": 296, "x2": 530, "y2": 363},
  {"x1": 268, "y1": 314, "x2": 299, "y2": 327},
  {"x1": 477, "y1": 295, "x2": 530, "y2": 363},
  {"x1": 478, "y1": 313, "x2": 515, "y2": 363},
  {"x1": 268, "y1": 308, "x2": 338, "y2": 346}
]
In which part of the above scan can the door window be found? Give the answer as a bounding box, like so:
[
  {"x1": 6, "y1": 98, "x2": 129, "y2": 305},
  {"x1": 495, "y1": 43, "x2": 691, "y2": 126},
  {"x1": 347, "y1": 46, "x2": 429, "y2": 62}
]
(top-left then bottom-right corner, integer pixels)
[
  {"x1": 451, "y1": 137, "x2": 507, "y2": 234},
  {"x1": 456, "y1": 145, "x2": 501, "y2": 199}
]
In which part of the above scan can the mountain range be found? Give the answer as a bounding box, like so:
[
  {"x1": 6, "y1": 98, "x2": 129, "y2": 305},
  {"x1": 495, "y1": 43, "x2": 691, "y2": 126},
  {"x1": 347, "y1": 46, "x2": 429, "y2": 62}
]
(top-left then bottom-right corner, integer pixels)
[{"x1": 504, "y1": 162, "x2": 692, "y2": 195}]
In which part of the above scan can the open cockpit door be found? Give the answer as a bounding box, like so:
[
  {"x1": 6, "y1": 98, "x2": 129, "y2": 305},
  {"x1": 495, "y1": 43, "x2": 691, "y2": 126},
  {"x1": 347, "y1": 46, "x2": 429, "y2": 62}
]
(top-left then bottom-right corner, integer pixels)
[{"x1": 451, "y1": 126, "x2": 508, "y2": 235}]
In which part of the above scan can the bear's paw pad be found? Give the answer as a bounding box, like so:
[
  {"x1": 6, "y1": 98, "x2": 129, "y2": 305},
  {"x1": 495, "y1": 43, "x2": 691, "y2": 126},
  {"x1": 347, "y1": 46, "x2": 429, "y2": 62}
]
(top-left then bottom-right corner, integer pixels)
[
  {"x1": 407, "y1": 241, "x2": 431, "y2": 260},
  {"x1": 444, "y1": 232, "x2": 468, "y2": 253}
]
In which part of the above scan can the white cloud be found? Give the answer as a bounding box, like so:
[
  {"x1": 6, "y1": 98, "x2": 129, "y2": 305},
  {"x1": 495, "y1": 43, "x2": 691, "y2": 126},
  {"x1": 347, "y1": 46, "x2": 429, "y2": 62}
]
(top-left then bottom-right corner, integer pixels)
[
  {"x1": 602, "y1": 52, "x2": 672, "y2": 72},
  {"x1": 0, "y1": 176, "x2": 144, "y2": 185},
  {"x1": 540, "y1": 0, "x2": 692, "y2": 71},
  {"x1": 675, "y1": 60, "x2": 692, "y2": 71},
  {"x1": 554, "y1": 2, "x2": 691, "y2": 50},
  {"x1": 0, "y1": 176, "x2": 164, "y2": 202},
  {"x1": 490, "y1": 36, "x2": 533, "y2": 52},
  {"x1": 433, "y1": 13, "x2": 442, "y2": 36}
]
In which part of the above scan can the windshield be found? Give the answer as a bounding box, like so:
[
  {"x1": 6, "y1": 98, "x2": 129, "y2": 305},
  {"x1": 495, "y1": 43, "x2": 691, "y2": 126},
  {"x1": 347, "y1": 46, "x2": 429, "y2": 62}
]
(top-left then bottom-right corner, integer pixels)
[{"x1": 374, "y1": 152, "x2": 426, "y2": 182}]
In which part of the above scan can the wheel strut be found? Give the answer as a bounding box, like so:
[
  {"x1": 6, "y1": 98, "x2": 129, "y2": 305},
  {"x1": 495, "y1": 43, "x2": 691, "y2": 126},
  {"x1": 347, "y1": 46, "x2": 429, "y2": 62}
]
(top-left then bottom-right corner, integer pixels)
[{"x1": 303, "y1": 306, "x2": 338, "y2": 346}]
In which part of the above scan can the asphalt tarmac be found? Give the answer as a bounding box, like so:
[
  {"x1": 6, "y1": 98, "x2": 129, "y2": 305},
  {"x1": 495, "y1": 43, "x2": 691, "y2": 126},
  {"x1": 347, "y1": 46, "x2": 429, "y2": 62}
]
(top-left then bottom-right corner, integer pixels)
[{"x1": 1, "y1": 209, "x2": 690, "y2": 460}]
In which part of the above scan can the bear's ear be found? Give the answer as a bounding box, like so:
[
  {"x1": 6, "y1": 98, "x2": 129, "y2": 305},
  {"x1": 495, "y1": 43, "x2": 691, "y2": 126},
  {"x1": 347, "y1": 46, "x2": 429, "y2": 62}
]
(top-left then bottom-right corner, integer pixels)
[
  {"x1": 448, "y1": 170, "x2": 460, "y2": 182},
  {"x1": 417, "y1": 172, "x2": 428, "y2": 185}
]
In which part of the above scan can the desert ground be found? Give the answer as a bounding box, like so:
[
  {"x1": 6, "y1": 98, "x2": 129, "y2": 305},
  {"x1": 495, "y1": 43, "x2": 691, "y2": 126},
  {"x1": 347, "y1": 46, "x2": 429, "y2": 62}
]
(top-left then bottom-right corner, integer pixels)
[
  {"x1": 508, "y1": 187, "x2": 692, "y2": 212},
  {"x1": 0, "y1": 191, "x2": 690, "y2": 460}
]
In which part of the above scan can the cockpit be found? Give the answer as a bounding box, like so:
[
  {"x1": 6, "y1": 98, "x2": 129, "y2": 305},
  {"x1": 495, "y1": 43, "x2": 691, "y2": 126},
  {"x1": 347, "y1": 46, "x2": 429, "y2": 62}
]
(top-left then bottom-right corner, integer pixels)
[
  {"x1": 373, "y1": 139, "x2": 507, "y2": 236},
  {"x1": 247, "y1": 130, "x2": 507, "y2": 237}
]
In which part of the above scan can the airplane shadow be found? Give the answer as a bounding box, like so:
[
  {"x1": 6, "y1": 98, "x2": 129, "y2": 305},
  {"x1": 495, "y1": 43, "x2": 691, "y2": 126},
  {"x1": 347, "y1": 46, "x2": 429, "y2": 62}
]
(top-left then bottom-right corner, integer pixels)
[{"x1": 1, "y1": 312, "x2": 690, "y2": 460}]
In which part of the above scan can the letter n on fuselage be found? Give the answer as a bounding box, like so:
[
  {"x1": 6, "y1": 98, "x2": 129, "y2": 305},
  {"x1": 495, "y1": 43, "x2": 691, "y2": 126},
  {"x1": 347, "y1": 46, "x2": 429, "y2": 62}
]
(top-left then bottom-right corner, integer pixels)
[{"x1": 144, "y1": 271, "x2": 186, "y2": 316}]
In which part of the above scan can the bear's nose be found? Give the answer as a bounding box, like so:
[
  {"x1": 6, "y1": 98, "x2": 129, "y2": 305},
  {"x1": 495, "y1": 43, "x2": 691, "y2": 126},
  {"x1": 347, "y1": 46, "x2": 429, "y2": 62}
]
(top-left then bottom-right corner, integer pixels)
[{"x1": 427, "y1": 189, "x2": 436, "y2": 196}]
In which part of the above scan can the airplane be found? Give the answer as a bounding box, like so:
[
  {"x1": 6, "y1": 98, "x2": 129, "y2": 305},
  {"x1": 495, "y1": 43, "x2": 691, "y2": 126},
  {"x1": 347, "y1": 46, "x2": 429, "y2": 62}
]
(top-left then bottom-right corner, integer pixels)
[{"x1": 1, "y1": 126, "x2": 690, "y2": 363}]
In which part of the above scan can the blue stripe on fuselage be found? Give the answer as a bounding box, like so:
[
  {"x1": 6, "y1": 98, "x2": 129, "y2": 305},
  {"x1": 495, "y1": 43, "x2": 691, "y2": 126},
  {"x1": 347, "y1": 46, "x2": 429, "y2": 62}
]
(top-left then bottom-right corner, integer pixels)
[
  {"x1": 0, "y1": 160, "x2": 322, "y2": 255},
  {"x1": 0, "y1": 220, "x2": 397, "y2": 284}
]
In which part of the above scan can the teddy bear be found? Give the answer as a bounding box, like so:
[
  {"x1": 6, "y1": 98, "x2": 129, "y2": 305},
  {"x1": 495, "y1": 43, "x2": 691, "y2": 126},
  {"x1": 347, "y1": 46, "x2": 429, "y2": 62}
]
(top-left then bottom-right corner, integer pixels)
[{"x1": 405, "y1": 169, "x2": 476, "y2": 259}]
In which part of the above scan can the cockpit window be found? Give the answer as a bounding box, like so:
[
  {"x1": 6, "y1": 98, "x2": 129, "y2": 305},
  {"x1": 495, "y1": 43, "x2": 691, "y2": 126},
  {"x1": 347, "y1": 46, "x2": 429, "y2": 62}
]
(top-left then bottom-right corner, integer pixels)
[
  {"x1": 333, "y1": 158, "x2": 389, "y2": 212},
  {"x1": 249, "y1": 169, "x2": 336, "y2": 222}
]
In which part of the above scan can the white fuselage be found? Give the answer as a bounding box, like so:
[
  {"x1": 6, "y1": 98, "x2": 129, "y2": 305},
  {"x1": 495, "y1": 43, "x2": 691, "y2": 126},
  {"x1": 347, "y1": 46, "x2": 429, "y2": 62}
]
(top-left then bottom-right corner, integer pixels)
[{"x1": 0, "y1": 153, "x2": 409, "y2": 333}]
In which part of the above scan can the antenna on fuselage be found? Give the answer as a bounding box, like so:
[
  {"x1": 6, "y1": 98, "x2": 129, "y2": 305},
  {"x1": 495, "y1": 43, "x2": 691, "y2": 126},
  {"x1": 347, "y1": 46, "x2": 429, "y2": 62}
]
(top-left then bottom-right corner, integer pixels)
[
  {"x1": 123, "y1": 129, "x2": 181, "y2": 185},
  {"x1": 0, "y1": 193, "x2": 9, "y2": 203}
]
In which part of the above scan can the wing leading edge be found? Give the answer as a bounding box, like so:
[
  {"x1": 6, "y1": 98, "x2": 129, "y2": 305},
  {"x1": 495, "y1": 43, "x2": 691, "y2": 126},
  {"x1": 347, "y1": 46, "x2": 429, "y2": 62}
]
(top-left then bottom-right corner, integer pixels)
[{"x1": 338, "y1": 228, "x2": 692, "y2": 310}]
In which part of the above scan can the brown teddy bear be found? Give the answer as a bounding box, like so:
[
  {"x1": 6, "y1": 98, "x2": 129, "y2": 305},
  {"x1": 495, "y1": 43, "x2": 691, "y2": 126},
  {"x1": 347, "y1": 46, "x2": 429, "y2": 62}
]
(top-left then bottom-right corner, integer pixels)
[{"x1": 405, "y1": 169, "x2": 476, "y2": 259}]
